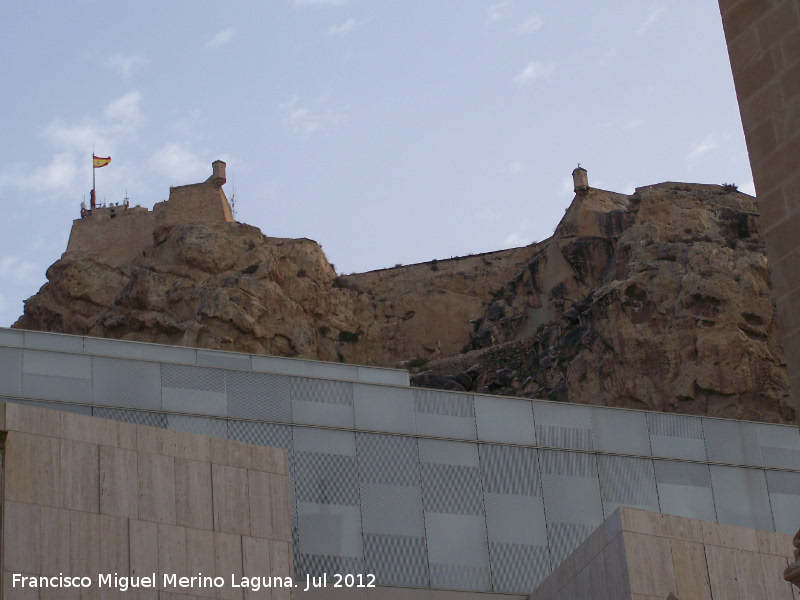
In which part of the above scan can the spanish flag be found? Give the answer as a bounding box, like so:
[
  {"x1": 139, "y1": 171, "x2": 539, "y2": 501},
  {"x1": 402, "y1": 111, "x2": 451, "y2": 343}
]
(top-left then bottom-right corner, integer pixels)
[{"x1": 93, "y1": 155, "x2": 111, "y2": 168}]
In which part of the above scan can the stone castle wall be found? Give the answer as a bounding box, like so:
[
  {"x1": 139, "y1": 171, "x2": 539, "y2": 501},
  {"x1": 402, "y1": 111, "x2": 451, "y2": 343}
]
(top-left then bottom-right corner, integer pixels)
[
  {"x1": 161, "y1": 183, "x2": 234, "y2": 226},
  {"x1": 66, "y1": 162, "x2": 233, "y2": 264}
]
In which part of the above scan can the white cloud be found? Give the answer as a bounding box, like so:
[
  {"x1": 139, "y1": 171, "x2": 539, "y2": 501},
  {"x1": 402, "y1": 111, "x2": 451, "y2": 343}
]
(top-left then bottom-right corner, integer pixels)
[
  {"x1": 517, "y1": 14, "x2": 543, "y2": 34},
  {"x1": 507, "y1": 161, "x2": 524, "y2": 174},
  {"x1": 0, "y1": 256, "x2": 40, "y2": 286},
  {"x1": 638, "y1": 4, "x2": 665, "y2": 34},
  {"x1": 487, "y1": 0, "x2": 512, "y2": 24},
  {"x1": 329, "y1": 18, "x2": 357, "y2": 35},
  {"x1": 559, "y1": 176, "x2": 574, "y2": 197},
  {"x1": 688, "y1": 135, "x2": 718, "y2": 161},
  {"x1": 105, "y1": 54, "x2": 147, "y2": 78},
  {"x1": 475, "y1": 207, "x2": 500, "y2": 222},
  {"x1": 624, "y1": 119, "x2": 644, "y2": 129},
  {"x1": 740, "y1": 181, "x2": 756, "y2": 196},
  {"x1": 0, "y1": 153, "x2": 79, "y2": 193},
  {"x1": 502, "y1": 232, "x2": 528, "y2": 247},
  {"x1": 0, "y1": 92, "x2": 143, "y2": 196},
  {"x1": 103, "y1": 91, "x2": 143, "y2": 131},
  {"x1": 598, "y1": 49, "x2": 617, "y2": 66},
  {"x1": 281, "y1": 97, "x2": 345, "y2": 138},
  {"x1": 206, "y1": 27, "x2": 234, "y2": 48},
  {"x1": 513, "y1": 61, "x2": 554, "y2": 86},
  {"x1": 150, "y1": 143, "x2": 208, "y2": 183}
]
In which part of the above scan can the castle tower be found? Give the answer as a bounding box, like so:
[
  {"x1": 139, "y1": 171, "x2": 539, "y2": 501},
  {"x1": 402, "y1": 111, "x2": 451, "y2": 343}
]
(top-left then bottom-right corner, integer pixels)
[{"x1": 573, "y1": 165, "x2": 589, "y2": 193}]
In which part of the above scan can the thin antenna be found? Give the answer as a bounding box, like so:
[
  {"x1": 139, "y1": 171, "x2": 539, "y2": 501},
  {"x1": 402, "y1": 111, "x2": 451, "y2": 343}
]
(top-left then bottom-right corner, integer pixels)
[{"x1": 230, "y1": 172, "x2": 237, "y2": 220}]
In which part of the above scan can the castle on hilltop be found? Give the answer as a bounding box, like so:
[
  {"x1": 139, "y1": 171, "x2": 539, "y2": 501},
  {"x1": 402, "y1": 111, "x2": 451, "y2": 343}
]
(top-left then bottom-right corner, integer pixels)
[{"x1": 67, "y1": 160, "x2": 234, "y2": 263}]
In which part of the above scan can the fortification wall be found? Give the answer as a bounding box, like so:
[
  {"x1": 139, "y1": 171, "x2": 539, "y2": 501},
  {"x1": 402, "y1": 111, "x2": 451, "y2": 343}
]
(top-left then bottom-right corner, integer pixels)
[
  {"x1": 718, "y1": 0, "x2": 800, "y2": 426},
  {"x1": 65, "y1": 161, "x2": 234, "y2": 263},
  {"x1": 161, "y1": 183, "x2": 234, "y2": 226},
  {"x1": 66, "y1": 206, "x2": 157, "y2": 263}
]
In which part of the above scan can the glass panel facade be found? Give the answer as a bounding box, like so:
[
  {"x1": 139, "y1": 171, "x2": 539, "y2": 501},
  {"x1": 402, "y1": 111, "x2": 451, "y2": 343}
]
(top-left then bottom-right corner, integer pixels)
[
  {"x1": 647, "y1": 413, "x2": 707, "y2": 461},
  {"x1": 653, "y1": 460, "x2": 716, "y2": 522},
  {"x1": 474, "y1": 395, "x2": 535, "y2": 444},
  {"x1": 703, "y1": 418, "x2": 762, "y2": 467},
  {"x1": 710, "y1": 465, "x2": 773, "y2": 531},
  {"x1": 414, "y1": 389, "x2": 476, "y2": 440},
  {"x1": 533, "y1": 402, "x2": 593, "y2": 451},
  {"x1": 2, "y1": 328, "x2": 799, "y2": 596}
]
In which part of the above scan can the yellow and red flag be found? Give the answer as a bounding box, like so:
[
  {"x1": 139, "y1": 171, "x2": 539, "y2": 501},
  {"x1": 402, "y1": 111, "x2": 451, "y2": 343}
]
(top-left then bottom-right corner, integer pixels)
[{"x1": 93, "y1": 155, "x2": 111, "y2": 168}]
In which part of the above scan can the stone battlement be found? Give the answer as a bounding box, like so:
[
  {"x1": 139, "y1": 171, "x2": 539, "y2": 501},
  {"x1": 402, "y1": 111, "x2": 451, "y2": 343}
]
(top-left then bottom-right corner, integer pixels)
[{"x1": 67, "y1": 160, "x2": 233, "y2": 263}]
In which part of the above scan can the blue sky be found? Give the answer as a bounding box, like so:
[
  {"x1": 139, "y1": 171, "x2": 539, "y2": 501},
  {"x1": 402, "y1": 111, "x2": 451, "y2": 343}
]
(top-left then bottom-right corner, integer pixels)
[{"x1": 0, "y1": 1, "x2": 752, "y2": 327}]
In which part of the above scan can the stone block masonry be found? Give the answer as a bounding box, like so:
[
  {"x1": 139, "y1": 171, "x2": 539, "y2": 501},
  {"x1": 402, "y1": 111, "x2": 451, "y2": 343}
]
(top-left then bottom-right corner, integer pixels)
[
  {"x1": 66, "y1": 161, "x2": 234, "y2": 264},
  {"x1": 0, "y1": 401, "x2": 292, "y2": 599}
]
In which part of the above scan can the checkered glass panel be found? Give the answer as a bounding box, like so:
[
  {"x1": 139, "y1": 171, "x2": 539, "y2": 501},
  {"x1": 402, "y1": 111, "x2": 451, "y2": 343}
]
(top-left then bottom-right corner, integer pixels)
[
  {"x1": 226, "y1": 371, "x2": 291, "y2": 421},
  {"x1": 546, "y1": 522, "x2": 595, "y2": 566},
  {"x1": 161, "y1": 363, "x2": 224, "y2": 391},
  {"x1": 292, "y1": 377, "x2": 353, "y2": 405},
  {"x1": 295, "y1": 452, "x2": 359, "y2": 506},
  {"x1": 357, "y1": 433, "x2": 419, "y2": 486},
  {"x1": 93, "y1": 407, "x2": 168, "y2": 428},
  {"x1": 489, "y1": 542, "x2": 550, "y2": 593},
  {"x1": 295, "y1": 554, "x2": 365, "y2": 580},
  {"x1": 481, "y1": 444, "x2": 541, "y2": 496},
  {"x1": 228, "y1": 419, "x2": 293, "y2": 449},
  {"x1": 363, "y1": 534, "x2": 428, "y2": 588},
  {"x1": 597, "y1": 455, "x2": 659, "y2": 517}
]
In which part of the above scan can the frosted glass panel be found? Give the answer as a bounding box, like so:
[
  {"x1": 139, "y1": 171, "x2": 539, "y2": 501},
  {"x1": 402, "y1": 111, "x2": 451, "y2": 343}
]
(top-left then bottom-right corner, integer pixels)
[
  {"x1": 710, "y1": 465, "x2": 773, "y2": 531},
  {"x1": 474, "y1": 395, "x2": 535, "y2": 444},
  {"x1": 24, "y1": 331, "x2": 83, "y2": 352},
  {"x1": 653, "y1": 460, "x2": 716, "y2": 522},
  {"x1": 598, "y1": 455, "x2": 659, "y2": 517},
  {"x1": 93, "y1": 356, "x2": 162, "y2": 409},
  {"x1": 354, "y1": 383, "x2": 415, "y2": 434},
  {"x1": 592, "y1": 408, "x2": 650, "y2": 455},
  {"x1": 533, "y1": 402, "x2": 593, "y2": 450},
  {"x1": 0, "y1": 347, "x2": 22, "y2": 396},
  {"x1": 703, "y1": 418, "x2": 761, "y2": 467},
  {"x1": 414, "y1": 389, "x2": 476, "y2": 439}
]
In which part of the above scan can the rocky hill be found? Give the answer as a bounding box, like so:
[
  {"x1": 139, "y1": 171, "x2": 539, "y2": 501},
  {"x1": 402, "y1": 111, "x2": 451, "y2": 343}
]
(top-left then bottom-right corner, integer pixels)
[{"x1": 15, "y1": 182, "x2": 794, "y2": 423}]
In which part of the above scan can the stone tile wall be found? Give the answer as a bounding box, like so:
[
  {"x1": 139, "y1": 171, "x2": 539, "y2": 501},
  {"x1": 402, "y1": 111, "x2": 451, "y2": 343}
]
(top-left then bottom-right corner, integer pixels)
[
  {"x1": 529, "y1": 507, "x2": 799, "y2": 600},
  {"x1": 718, "y1": 0, "x2": 800, "y2": 427},
  {"x1": 0, "y1": 401, "x2": 292, "y2": 600}
]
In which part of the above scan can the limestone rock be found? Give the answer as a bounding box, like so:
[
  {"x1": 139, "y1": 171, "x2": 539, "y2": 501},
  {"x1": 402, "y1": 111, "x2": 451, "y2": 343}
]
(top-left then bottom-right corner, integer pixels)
[{"x1": 15, "y1": 183, "x2": 794, "y2": 423}]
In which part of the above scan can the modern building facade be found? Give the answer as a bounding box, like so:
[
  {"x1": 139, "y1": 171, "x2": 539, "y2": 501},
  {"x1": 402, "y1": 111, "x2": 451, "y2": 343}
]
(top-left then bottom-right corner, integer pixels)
[{"x1": 2, "y1": 327, "x2": 799, "y2": 596}]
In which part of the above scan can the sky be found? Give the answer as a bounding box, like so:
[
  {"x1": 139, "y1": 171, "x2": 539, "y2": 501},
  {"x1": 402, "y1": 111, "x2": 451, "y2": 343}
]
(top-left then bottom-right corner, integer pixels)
[{"x1": 0, "y1": 0, "x2": 754, "y2": 328}]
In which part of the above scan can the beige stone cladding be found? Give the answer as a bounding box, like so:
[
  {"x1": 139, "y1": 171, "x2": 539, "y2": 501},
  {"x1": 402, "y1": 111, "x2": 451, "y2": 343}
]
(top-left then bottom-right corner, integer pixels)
[
  {"x1": 0, "y1": 401, "x2": 292, "y2": 600},
  {"x1": 529, "y1": 507, "x2": 799, "y2": 600},
  {"x1": 718, "y1": 0, "x2": 800, "y2": 427}
]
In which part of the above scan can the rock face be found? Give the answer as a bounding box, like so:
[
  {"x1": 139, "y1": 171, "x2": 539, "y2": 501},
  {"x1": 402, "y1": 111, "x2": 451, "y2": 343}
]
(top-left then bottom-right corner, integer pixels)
[{"x1": 16, "y1": 183, "x2": 794, "y2": 423}]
